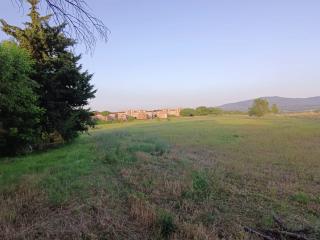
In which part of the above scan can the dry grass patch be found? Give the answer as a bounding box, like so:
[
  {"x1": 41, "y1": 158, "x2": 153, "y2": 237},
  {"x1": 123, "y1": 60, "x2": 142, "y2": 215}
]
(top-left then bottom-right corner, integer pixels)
[
  {"x1": 173, "y1": 222, "x2": 215, "y2": 240},
  {"x1": 128, "y1": 194, "x2": 157, "y2": 227}
]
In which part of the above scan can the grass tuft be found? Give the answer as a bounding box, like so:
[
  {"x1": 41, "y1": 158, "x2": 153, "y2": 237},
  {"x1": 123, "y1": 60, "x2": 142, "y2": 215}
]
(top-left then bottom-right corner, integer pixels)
[
  {"x1": 191, "y1": 170, "x2": 210, "y2": 200},
  {"x1": 157, "y1": 210, "x2": 176, "y2": 239},
  {"x1": 290, "y1": 192, "x2": 310, "y2": 204}
]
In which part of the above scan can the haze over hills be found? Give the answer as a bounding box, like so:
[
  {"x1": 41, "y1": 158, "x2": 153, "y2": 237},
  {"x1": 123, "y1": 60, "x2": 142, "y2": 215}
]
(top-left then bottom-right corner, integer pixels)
[{"x1": 218, "y1": 96, "x2": 320, "y2": 112}]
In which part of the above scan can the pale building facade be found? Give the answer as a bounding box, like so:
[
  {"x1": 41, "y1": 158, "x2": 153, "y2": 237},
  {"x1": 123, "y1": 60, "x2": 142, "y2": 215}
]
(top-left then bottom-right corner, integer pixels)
[{"x1": 94, "y1": 108, "x2": 181, "y2": 121}]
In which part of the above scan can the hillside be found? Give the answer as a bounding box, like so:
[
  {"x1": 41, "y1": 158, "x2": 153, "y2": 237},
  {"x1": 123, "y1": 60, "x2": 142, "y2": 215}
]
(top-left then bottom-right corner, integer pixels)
[{"x1": 218, "y1": 96, "x2": 320, "y2": 112}]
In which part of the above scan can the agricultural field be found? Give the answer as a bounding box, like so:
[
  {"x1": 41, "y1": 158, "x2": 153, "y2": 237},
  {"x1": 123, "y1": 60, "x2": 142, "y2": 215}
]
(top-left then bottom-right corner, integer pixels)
[{"x1": 0, "y1": 115, "x2": 319, "y2": 239}]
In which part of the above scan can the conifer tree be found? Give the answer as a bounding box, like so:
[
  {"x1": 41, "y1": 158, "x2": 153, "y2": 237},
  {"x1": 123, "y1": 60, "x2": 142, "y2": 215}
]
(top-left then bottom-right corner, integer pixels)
[{"x1": 1, "y1": 0, "x2": 96, "y2": 142}]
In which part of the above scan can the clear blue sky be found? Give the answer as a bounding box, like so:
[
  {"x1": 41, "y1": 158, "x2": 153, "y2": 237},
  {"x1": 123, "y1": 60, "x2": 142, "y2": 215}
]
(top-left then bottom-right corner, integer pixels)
[{"x1": 1, "y1": 0, "x2": 320, "y2": 111}]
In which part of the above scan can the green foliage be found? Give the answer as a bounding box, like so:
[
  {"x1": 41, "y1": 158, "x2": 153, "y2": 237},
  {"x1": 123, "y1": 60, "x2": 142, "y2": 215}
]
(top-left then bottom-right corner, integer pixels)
[
  {"x1": 192, "y1": 171, "x2": 210, "y2": 199},
  {"x1": 95, "y1": 119, "x2": 108, "y2": 125},
  {"x1": 94, "y1": 131, "x2": 170, "y2": 166},
  {"x1": 181, "y1": 107, "x2": 222, "y2": 117},
  {"x1": 0, "y1": 41, "x2": 43, "y2": 155},
  {"x1": 127, "y1": 137, "x2": 169, "y2": 156},
  {"x1": 100, "y1": 111, "x2": 110, "y2": 116},
  {"x1": 154, "y1": 139, "x2": 170, "y2": 156},
  {"x1": 271, "y1": 104, "x2": 280, "y2": 114},
  {"x1": 207, "y1": 107, "x2": 223, "y2": 115},
  {"x1": 290, "y1": 192, "x2": 310, "y2": 204},
  {"x1": 1, "y1": 0, "x2": 96, "y2": 146},
  {"x1": 127, "y1": 116, "x2": 136, "y2": 121},
  {"x1": 196, "y1": 106, "x2": 210, "y2": 115},
  {"x1": 248, "y1": 98, "x2": 270, "y2": 117},
  {"x1": 180, "y1": 108, "x2": 197, "y2": 116}
]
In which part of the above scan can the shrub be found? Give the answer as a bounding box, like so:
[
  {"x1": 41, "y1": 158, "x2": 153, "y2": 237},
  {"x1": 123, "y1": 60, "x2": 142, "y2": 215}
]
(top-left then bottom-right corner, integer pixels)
[
  {"x1": 271, "y1": 104, "x2": 280, "y2": 114},
  {"x1": 208, "y1": 107, "x2": 223, "y2": 115},
  {"x1": 196, "y1": 106, "x2": 210, "y2": 115},
  {"x1": 100, "y1": 111, "x2": 110, "y2": 116},
  {"x1": 180, "y1": 108, "x2": 197, "y2": 116},
  {"x1": 181, "y1": 107, "x2": 223, "y2": 117},
  {"x1": 0, "y1": 41, "x2": 43, "y2": 155}
]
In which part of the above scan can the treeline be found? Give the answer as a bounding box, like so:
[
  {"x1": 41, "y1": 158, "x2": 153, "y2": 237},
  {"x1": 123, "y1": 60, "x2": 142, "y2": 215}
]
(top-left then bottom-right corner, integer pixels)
[
  {"x1": 0, "y1": 0, "x2": 95, "y2": 156},
  {"x1": 180, "y1": 100, "x2": 280, "y2": 118},
  {"x1": 180, "y1": 107, "x2": 223, "y2": 116}
]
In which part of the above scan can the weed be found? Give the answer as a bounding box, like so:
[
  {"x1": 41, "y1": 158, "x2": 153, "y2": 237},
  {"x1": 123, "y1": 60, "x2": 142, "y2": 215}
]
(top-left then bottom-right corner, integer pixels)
[
  {"x1": 103, "y1": 150, "x2": 118, "y2": 164},
  {"x1": 290, "y1": 192, "x2": 310, "y2": 204},
  {"x1": 261, "y1": 214, "x2": 274, "y2": 228},
  {"x1": 200, "y1": 212, "x2": 216, "y2": 225},
  {"x1": 154, "y1": 140, "x2": 170, "y2": 156},
  {"x1": 157, "y1": 210, "x2": 176, "y2": 239},
  {"x1": 192, "y1": 170, "x2": 210, "y2": 200}
]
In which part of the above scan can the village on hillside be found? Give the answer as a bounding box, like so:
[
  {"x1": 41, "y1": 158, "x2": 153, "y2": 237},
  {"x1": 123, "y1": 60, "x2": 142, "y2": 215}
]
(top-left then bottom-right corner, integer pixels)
[{"x1": 94, "y1": 108, "x2": 181, "y2": 121}]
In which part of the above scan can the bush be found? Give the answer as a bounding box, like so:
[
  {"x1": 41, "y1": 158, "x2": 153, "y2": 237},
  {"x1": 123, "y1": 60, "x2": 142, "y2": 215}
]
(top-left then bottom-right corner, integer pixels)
[
  {"x1": 100, "y1": 111, "x2": 110, "y2": 116},
  {"x1": 181, "y1": 107, "x2": 223, "y2": 117},
  {"x1": 248, "y1": 98, "x2": 270, "y2": 117},
  {"x1": 208, "y1": 107, "x2": 223, "y2": 115},
  {"x1": 0, "y1": 41, "x2": 43, "y2": 155},
  {"x1": 271, "y1": 104, "x2": 280, "y2": 114},
  {"x1": 180, "y1": 108, "x2": 197, "y2": 116},
  {"x1": 196, "y1": 106, "x2": 210, "y2": 115}
]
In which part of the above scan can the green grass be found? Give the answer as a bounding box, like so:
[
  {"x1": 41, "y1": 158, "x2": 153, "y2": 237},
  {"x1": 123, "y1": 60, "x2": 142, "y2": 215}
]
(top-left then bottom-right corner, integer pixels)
[{"x1": 1, "y1": 114, "x2": 320, "y2": 239}]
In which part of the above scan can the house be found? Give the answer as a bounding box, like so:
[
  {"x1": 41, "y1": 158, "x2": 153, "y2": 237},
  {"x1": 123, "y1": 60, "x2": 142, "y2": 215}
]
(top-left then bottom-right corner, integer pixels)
[
  {"x1": 94, "y1": 108, "x2": 181, "y2": 122},
  {"x1": 116, "y1": 112, "x2": 127, "y2": 121},
  {"x1": 107, "y1": 113, "x2": 116, "y2": 121},
  {"x1": 146, "y1": 110, "x2": 156, "y2": 119},
  {"x1": 156, "y1": 110, "x2": 168, "y2": 119},
  {"x1": 167, "y1": 108, "x2": 181, "y2": 117},
  {"x1": 93, "y1": 113, "x2": 107, "y2": 121},
  {"x1": 126, "y1": 110, "x2": 148, "y2": 120},
  {"x1": 136, "y1": 112, "x2": 148, "y2": 120}
]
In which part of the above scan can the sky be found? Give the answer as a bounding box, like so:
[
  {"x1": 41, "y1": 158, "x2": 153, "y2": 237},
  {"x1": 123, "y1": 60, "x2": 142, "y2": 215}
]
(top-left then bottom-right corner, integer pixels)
[{"x1": 1, "y1": 0, "x2": 320, "y2": 111}]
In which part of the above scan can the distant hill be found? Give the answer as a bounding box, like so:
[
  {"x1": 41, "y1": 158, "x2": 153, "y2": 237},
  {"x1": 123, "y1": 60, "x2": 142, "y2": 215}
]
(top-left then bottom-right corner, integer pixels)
[{"x1": 218, "y1": 96, "x2": 320, "y2": 112}]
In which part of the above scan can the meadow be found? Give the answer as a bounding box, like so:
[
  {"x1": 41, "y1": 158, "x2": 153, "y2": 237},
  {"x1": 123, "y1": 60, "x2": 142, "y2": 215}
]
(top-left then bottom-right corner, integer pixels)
[{"x1": 0, "y1": 115, "x2": 319, "y2": 239}]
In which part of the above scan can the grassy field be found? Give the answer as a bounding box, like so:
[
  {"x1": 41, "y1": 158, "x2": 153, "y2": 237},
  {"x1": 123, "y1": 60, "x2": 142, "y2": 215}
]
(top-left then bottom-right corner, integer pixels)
[{"x1": 0, "y1": 115, "x2": 319, "y2": 239}]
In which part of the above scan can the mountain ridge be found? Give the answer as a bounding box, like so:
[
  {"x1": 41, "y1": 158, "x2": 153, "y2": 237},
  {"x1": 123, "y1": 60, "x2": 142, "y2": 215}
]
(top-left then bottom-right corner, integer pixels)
[{"x1": 218, "y1": 96, "x2": 320, "y2": 112}]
